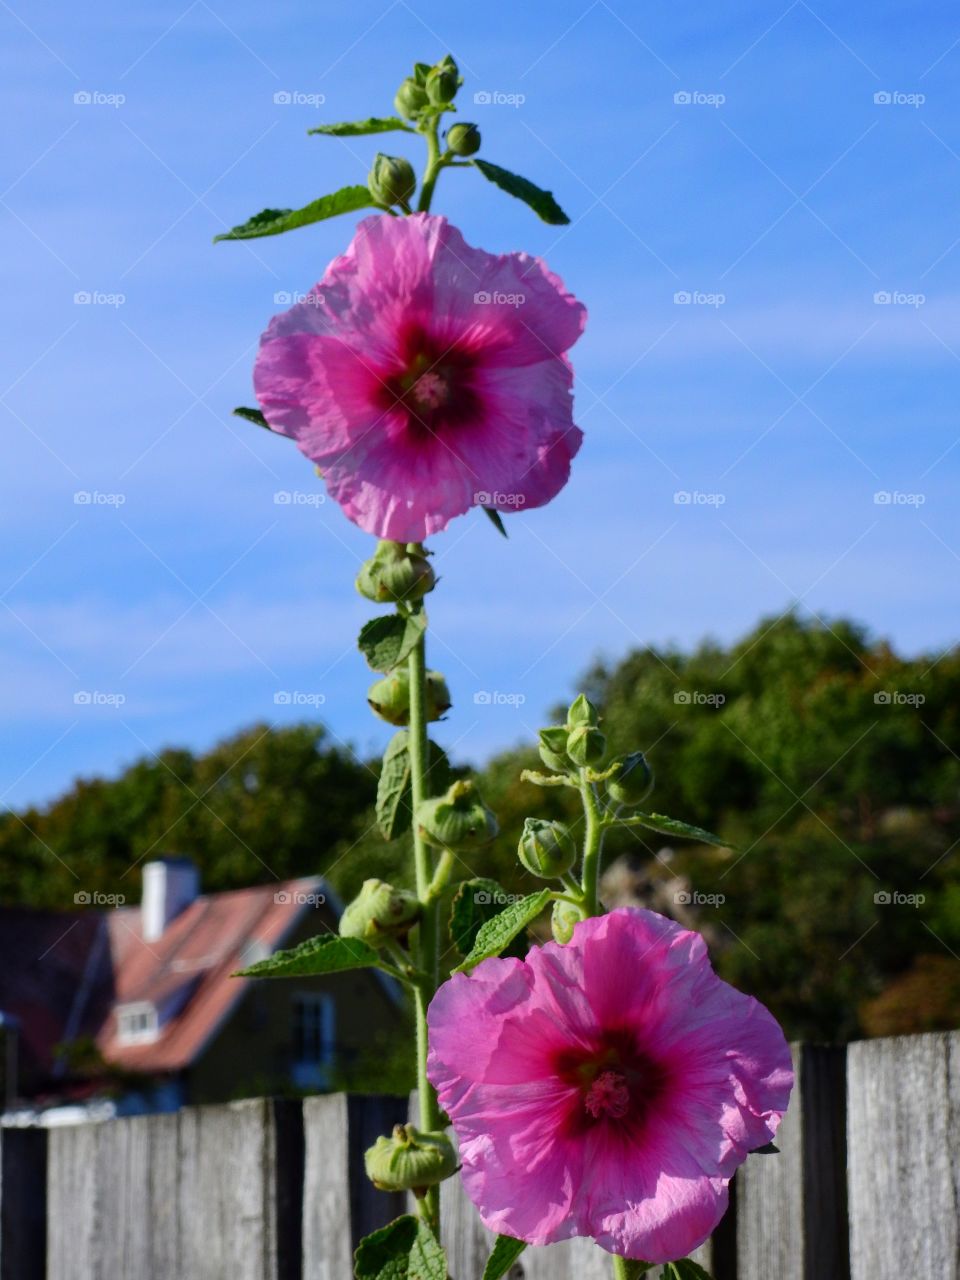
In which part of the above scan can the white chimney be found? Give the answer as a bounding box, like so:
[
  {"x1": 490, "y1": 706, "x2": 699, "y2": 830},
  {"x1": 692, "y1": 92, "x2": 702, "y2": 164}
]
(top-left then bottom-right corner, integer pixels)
[{"x1": 142, "y1": 857, "x2": 199, "y2": 942}]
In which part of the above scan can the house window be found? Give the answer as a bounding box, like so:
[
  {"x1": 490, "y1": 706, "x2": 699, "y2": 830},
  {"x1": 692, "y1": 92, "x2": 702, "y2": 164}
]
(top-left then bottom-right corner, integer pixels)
[
  {"x1": 292, "y1": 993, "x2": 335, "y2": 1085},
  {"x1": 116, "y1": 1002, "x2": 159, "y2": 1045}
]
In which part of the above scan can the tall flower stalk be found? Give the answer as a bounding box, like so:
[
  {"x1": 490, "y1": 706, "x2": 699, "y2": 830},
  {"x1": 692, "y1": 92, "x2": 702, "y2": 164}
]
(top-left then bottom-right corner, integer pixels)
[{"x1": 220, "y1": 51, "x2": 791, "y2": 1280}]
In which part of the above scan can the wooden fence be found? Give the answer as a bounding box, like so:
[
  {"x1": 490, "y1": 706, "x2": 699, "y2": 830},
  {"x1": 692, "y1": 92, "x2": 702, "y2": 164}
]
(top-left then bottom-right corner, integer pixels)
[{"x1": 1, "y1": 1033, "x2": 957, "y2": 1280}]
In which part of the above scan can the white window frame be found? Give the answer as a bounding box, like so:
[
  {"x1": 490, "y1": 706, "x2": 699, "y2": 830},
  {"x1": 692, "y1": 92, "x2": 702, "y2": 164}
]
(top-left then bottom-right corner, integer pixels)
[{"x1": 116, "y1": 1001, "x2": 159, "y2": 1045}]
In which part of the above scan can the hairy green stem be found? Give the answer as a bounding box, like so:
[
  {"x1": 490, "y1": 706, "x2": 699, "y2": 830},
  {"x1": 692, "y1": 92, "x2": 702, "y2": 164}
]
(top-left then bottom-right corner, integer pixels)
[
  {"x1": 408, "y1": 628, "x2": 442, "y2": 1231},
  {"x1": 579, "y1": 770, "x2": 606, "y2": 916},
  {"x1": 417, "y1": 118, "x2": 444, "y2": 213}
]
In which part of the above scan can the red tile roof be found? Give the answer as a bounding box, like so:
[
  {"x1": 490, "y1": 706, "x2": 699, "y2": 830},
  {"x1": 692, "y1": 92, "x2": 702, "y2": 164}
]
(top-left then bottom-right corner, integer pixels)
[{"x1": 97, "y1": 877, "x2": 332, "y2": 1073}]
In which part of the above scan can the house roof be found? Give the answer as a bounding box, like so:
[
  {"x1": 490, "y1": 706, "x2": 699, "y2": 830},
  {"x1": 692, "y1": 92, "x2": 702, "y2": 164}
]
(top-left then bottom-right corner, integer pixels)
[
  {"x1": 97, "y1": 876, "x2": 330, "y2": 1073},
  {"x1": 0, "y1": 907, "x2": 114, "y2": 1084},
  {"x1": 0, "y1": 875, "x2": 344, "y2": 1090}
]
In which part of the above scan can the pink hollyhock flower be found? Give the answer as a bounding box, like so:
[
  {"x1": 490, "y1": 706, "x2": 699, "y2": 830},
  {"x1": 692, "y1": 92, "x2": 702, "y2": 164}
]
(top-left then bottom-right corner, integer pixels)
[
  {"x1": 253, "y1": 213, "x2": 586, "y2": 541},
  {"x1": 427, "y1": 908, "x2": 792, "y2": 1264}
]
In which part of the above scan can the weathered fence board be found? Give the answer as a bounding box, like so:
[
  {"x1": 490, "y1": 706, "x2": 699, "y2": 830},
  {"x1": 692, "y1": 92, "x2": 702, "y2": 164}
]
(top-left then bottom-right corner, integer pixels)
[
  {"x1": 302, "y1": 1093, "x2": 406, "y2": 1279},
  {"x1": 0, "y1": 1127, "x2": 46, "y2": 1280},
  {"x1": 736, "y1": 1044, "x2": 847, "y2": 1280},
  {"x1": 47, "y1": 1099, "x2": 302, "y2": 1280},
  {"x1": 848, "y1": 1031, "x2": 960, "y2": 1280}
]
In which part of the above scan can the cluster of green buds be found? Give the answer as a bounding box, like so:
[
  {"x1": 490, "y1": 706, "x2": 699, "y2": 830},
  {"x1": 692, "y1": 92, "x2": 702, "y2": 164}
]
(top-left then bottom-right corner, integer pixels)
[
  {"x1": 364, "y1": 1123, "x2": 458, "y2": 1195},
  {"x1": 417, "y1": 779, "x2": 498, "y2": 852},
  {"x1": 339, "y1": 878, "x2": 421, "y2": 947},
  {"x1": 368, "y1": 668, "x2": 451, "y2": 725},
  {"x1": 356, "y1": 541, "x2": 436, "y2": 604},
  {"x1": 533, "y1": 694, "x2": 655, "y2": 803},
  {"x1": 394, "y1": 54, "x2": 463, "y2": 120},
  {"x1": 538, "y1": 694, "x2": 607, "y2": 773}
]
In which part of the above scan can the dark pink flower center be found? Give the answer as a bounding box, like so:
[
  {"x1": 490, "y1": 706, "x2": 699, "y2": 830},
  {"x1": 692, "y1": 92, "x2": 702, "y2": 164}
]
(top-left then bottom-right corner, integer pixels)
[
  {"x1": 552, "y1": 1029, "x2": 668, "y2": 1136},
  {"x1": 583, "y1": 1069, "x2": 630, "y2": 1119},
  {"x1": 377, "y1": 326, "x2": 479, "y2": 438}
]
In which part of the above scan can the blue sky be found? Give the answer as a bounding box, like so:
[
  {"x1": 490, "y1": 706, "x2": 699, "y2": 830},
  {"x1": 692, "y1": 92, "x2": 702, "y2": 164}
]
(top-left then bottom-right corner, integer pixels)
[{"x1": 3, "y1": 0, "x2": 959, "y2": 810}]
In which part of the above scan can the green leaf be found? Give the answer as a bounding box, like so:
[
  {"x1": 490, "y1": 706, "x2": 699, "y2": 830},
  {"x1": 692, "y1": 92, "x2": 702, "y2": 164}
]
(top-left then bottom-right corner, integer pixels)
[
  {"x1": 359, "y1": 611, "x2": 427, "y2": 673},
  {"x1": 628, "y1": 812, "x2": 730, "y2": 849},
  {"x1": 214, "y1": 185, "x2": 376, "y2": 242},
  {"x1": 308, "y1": 116, "x2": 414, "y2": 137},
  {"x1": 472, "y1": 159, "x2": 570, "y2": 225},
  {"x1": 663, "y1": 1261, "x2": 714, "y2": 1280},
  {"x1": 618, "y1": 1263, "x2": 656, "y2": 1279},
  {"x1": 377, "y1": 732, "x2": 452, "y2": 841},
  {"x1": 483, "y1": 506, "x2": 508, "y2": 538},
  {"x1": 481, "y1": 1234, "x2": 526, "y2": 1280},
  {"x1": 453, "y1": 889, "x2": 552, "y2": 973},
  {"x1": 233, "y1": 932, "x2": 378, "y2": 978},
  {"x1": 233, "y1": 406, "x2": 271, "y2": 431},
  {"x1": 449, "y1": 878, "x2": 531, "y2": 959},
  {"x1": 377, "y1": 730, "x2": 413, "y2": 841},
  {"x1": 354, "y1": 1215, "x2": 446, "y2": 1280}
]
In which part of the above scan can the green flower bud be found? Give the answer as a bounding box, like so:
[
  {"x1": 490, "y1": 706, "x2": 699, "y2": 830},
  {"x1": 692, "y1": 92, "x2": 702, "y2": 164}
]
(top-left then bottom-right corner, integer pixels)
[
  {"x1": 356, "y1": 541, "x2": 436, "y2": 604},
  {"x1": 517, "y1": 817, "x2": 577, "y2": 879},
  {"x1": 607, "y1": 752, "x2": 654, "y2": 806},
  {"x1": 368, "y1": 669, "x2": 411, "y2": 725},
  {"x1": 446, "y1": 122, "x2": 481, "y2": 156},
  {"x1": 551, "y1": 899, "x2": 582, "y2": 945},
  {"x1": 364, "y1": 1124, "x2": 458, "y2": 1193},
  {"x1": 425, "y1": 54, "x2": 460, "y2": 106},
  {"x1": 538, "y1": 727, "x2": 570, "y2": 772},
  {"x1": 368, "y1": 153, "x2": 416, "y2": 208},
  {"x1": 394, "y1": 76, "x2": 428, "y2": 120},
  {"x1": 367, "y1": 669, "x2": 451, "y2": 725},
  {"x1": 417, "y1": 779, "x2": 498, "y2": 852},
  {"x1": 567, "y1": 724, "x2": 606, "y2": 768},
  {"x1": 567, "y1": 693, "x2": 600, "y2": 729},
  {"x1": 412, "y1": 62, "x2": 432, "y2": 85},
  {"x1": 339, "y1": 879, "x2": 421, "y2": 947},
  {"x1": 424, "y1": 671, "x2": 452, "y2": 721}
]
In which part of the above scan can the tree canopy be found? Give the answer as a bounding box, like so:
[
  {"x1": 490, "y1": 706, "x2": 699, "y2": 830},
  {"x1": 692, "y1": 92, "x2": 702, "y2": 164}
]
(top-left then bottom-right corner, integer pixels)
[{"x1": 5, "y1": 612, "x2": 958, "y2": 1042}]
